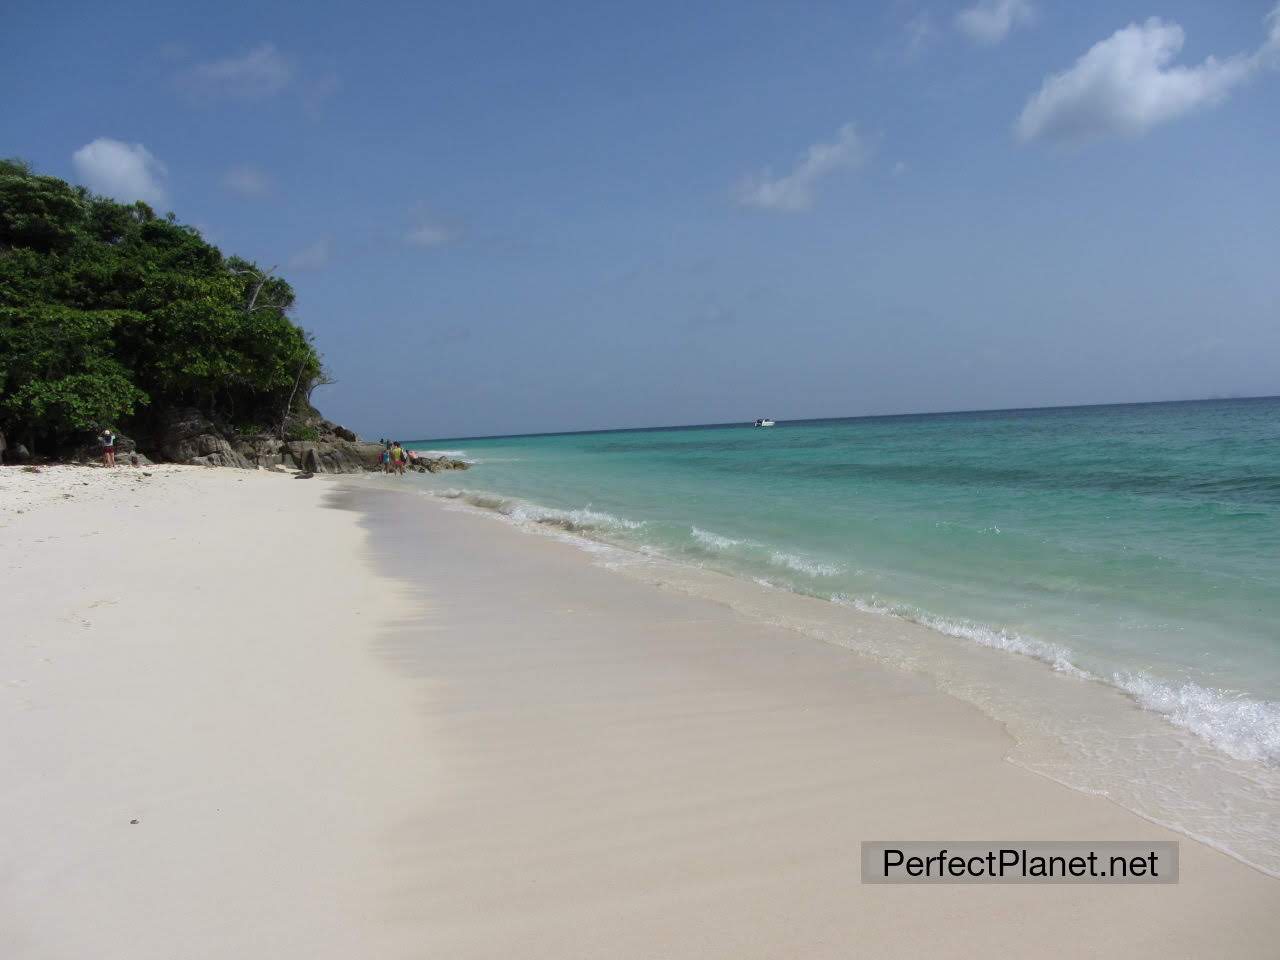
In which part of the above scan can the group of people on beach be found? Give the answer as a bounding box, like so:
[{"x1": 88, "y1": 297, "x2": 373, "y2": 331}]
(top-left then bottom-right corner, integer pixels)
[{"x1": 378, "y1": 439, "x2": 408, "y2": 475}]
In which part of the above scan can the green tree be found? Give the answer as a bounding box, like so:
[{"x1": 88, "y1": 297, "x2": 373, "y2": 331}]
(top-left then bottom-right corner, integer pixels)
[
  {"x1": 0, "y1": 306, "x2": 148, "y2": 445},
  {"x1": 0, "y1": 159, "x2": 85, "y2": 254},
  {"x1": 0, "y1": 158, "x2": 326, "y2": 456}
]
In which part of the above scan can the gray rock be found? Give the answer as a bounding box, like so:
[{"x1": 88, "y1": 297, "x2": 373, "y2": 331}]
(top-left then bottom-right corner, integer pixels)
[
  {"x1": 231, "y1": 436, "x2": 286, "y2": 469},
  {"x1": 409, "y1": 456, "x2": 470, "y2": 474},
  {"x1": 69, "y1": 431, "x2": 139, "y2": 464},
  {"x1": 348, "y1": 441, "x2": 386, "y2": 470},
  {"x1": 279, "y1": 440, "x2": 384, "y2": 474},
  {"x1": 157, "y1": 409, "x2": 253, "y2": 469}
]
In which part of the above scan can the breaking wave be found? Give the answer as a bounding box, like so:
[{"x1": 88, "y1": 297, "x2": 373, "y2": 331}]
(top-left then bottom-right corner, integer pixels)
[
  {"x1": 1114, "y1": 673, "x2": 1280, "y2": 765},
  {"x1": 829, "y1": 594, "x2": 1280, "y2": 765},
  {"x1": 690, "y1": 526, "x2": 745, "y2": 551},
  {"x1": 769, "y1": 551, "x2": 843, "y2": 577},
  {"x1": 433, "y1": 489, "x2": 645, "y2": 535},
  {"x1": 832, "y1": 594, "x2": 1089, "y2": 678},
  {"x1": 690, "y1": 526, "x2": 842, "y2": 577}
]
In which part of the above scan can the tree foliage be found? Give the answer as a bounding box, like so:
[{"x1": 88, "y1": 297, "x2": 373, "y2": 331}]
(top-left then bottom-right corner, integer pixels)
[{"x1": 0, "y1": 158, "x2": 323, "y2": 451}]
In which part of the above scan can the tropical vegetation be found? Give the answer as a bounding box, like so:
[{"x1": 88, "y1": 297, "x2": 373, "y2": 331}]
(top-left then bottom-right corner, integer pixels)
[{"x1": 0, "y1": 158, "x2": 324, "y2": 455}]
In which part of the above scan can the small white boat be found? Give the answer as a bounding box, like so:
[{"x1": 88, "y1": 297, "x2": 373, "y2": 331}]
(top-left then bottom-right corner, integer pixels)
[{"x1": 754, "y1": 418, "x2": 776, "y2": 427}]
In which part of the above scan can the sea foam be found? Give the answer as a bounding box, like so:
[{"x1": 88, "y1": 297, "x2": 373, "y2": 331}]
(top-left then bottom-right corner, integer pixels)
[
  {"x1": 831, "y1": 594, "x2": 1090, "y2": 678},
  {"x1": 690, "y1": 526, "x2": 745, "y2": 551},
  {"x1": 433, "y1": 489, "x2": 644, "y2": 535},
  {"x1": 1114, "y1": 673, "x2": 1280, "y2": 765},
  {"x1": 690, "y1": 526, "x2": 842, "y2": 576},
  {"x1": 769, "y1": 551, "x2": 843, "y2": 577}
]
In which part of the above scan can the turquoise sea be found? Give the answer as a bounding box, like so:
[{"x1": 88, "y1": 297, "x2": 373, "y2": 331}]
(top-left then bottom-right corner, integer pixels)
[{"x1": 406, "y1": 398, "x2": 1280, "y2": 871}]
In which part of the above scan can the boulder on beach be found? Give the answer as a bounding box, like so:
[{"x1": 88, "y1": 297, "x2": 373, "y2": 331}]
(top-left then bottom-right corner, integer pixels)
[
  {"x1": 280, "y1": 440, "x2": 385, "y2": 474},
  {"x1": 409, "y1": 455, "x2": 469, "y2": 474},
  {"x1": 68, "y1": 431, "x2": 144, "y2": 464},
  {"x1": 157, "y1": 409, "x2": 253, "y2": 469}
]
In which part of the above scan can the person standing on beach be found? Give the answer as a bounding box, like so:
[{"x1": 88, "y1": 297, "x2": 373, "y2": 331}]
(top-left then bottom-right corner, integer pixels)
[
  {"x1": 381, "y1": 441, "x2": 392, "y2": 474},
  {"x1": 99, "y1": 428, "x2": 116, "y2": 468},
  {"x1": 391, "y1": 441, "x2": 406, "y2": 476}
]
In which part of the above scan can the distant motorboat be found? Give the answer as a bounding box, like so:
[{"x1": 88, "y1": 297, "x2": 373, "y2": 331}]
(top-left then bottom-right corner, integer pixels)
[{"x1": 754, "y1": 418, "x2": 776, "y2": 427}]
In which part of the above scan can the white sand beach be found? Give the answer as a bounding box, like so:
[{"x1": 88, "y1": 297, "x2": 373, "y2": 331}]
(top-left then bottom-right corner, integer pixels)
[
  {"x1": 1, "y1": 466, "x2": 432, "y2": 958},
  {"x1": 2, "y1": 466, "x2": 1277, "y2": 959}
]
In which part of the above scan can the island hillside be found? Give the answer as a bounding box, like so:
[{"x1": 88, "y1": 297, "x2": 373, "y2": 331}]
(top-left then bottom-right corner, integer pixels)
[{"x1": 0, "y1": 158, "x2": 460, "y2": 474}]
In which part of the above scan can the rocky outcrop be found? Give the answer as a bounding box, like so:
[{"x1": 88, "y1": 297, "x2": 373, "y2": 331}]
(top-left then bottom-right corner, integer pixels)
[
  {"x1": 277, "y1": 443, "x2": 470, "y2": 475},
  {"x1": 232, "y1": 436, "x2": 287, "y2": 469},
  {"x1": 69, "y1": 435, "x2": 142, "y2": 465},
  {"x1": 281, "y1": 440, "x2": 385, "y2": 474},
  {"x1": 40, "y1": 403, "x2": 470, "y2": 474},
  {"x1": 1, "y1": 397, "x2": 446, "y2": 471},
  {"x1": 409, "y1": 456, "x2": 469, "y2": 473},
  {"x1": 227, "y1": 434, "x2": 469, "y2": 475},
  {"x1": 67, "y1": 431, "x2": 152, "y2": 466},
  {"x1": 222, "y1": 433, "x2": 385, "y2": 474},
  {"x1": 157, "y1": 409, "x2": 253, "y2": 469}
]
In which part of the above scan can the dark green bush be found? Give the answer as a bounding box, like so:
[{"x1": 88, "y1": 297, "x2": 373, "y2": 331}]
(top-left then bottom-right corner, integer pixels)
[{"x1": 0, "y1": 158, "x2": 325, "y2": 454}]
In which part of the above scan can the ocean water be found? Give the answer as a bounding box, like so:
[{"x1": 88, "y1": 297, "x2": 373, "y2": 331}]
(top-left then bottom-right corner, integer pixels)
[{"x1": 406, "y1": 398, "x2": 1280, "y2": 872}]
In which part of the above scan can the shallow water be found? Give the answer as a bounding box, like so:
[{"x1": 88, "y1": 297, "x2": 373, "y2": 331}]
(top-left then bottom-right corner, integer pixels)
[{"x1": 407, "y1": 398, "x2": 1280, "y2": 872}]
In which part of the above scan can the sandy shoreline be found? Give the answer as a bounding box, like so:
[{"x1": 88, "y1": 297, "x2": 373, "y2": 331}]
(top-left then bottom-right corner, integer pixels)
[
  {"x1": 3, "y1": 466, "x2": 1277, "y2": 957},
  {"x1": 1, "y1": 466, "x2": 434, "y2": 958}
]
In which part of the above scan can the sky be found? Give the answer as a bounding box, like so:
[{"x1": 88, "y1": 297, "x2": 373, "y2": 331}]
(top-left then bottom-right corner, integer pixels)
[{"x1": 3, "y1": 1, "x2": 1279, "y2": 439}]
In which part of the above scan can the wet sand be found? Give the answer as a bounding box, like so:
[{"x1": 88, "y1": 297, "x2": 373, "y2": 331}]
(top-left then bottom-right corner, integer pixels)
[{"x1": 343, "y1": 481, "x2": 1280, "y2": 959}]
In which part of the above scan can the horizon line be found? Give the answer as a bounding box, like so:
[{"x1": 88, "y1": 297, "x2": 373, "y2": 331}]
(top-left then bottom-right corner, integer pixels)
[{"x1": 404, "y1": 393, "x2": 1279, "y2": 446}]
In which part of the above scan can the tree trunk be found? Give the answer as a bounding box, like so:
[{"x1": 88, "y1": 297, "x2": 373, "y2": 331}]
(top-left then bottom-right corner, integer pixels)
[{"x1": 279, "y1": 363, "x2": 306, "y2": 441}]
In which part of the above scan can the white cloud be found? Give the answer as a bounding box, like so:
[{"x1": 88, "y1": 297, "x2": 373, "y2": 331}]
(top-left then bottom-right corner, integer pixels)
[
  {"x1": 71, "y1": 138, "x2": 168, "y2": 207},
  {"x1": 1016, "y1": 6, "x2": 1280, "y2": 144},
  {"x1": 956, "y1": 0, "x2": 1034, "y2": 45},
  {"x1": 405, "y1": 223, "x2": 450, "y2": 247},
  {"x1": 185, "y1": 43, "x2": 293, "y2": 99},
  {"x1": 736, "y1": 123, "x2": 870, "y2": 213},
  {"x1": 288, "y1": 238, "x2": 331, "y2": 270},
  {"x1": 222, "y1": 164, "x2": 271, "y2": 197}
]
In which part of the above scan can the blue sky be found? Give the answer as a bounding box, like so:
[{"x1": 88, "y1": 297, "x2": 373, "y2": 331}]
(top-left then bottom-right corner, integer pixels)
[{"x1": 4, "y1": 1, "x2": 1278, "y2": 438}]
